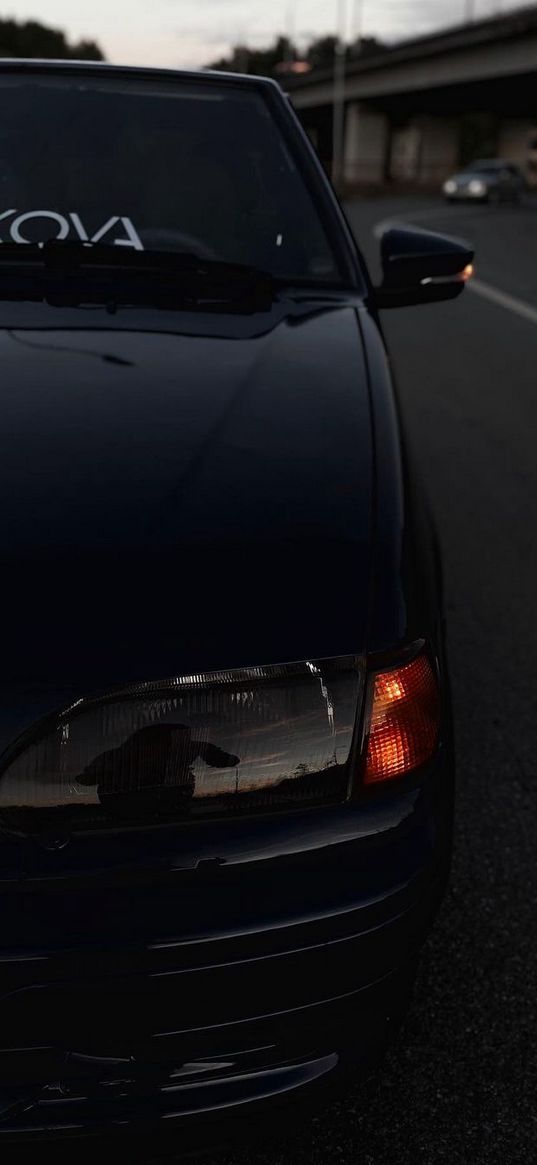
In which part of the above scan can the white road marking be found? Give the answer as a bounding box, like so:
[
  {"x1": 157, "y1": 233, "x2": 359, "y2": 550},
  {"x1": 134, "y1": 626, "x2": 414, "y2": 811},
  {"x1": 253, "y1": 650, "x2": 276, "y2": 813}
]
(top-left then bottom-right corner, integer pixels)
[
  {"x1": 469, "y1": 278, "x2": 537, "y2": 326},
  {"x1": 373, "y1": 218, "x2": 395, "y2": 239},
  {"x1": 373, "y1": 205, "x2": 478, "y2": 239}
]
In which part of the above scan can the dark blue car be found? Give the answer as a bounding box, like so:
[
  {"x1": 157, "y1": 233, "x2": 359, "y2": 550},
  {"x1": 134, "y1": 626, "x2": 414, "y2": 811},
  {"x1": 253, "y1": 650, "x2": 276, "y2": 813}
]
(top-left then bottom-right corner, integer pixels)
[{"x1": 0, "y1": 60, "x2": 472, "y2": 1155}]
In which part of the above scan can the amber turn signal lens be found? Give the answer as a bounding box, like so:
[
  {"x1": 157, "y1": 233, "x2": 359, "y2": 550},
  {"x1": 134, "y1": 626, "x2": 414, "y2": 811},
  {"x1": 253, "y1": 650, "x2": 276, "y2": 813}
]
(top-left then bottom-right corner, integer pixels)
[{"x1": 365, "y1": 654, "x2": 440, "y2": 784}]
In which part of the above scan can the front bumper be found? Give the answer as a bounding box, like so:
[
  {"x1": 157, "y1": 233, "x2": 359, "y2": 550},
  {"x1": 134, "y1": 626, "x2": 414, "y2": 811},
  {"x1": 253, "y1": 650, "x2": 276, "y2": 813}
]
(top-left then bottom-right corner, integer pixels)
[
  {"x1": 444, "y1": 186, "x2": 488, "y2": 201},
  {"x1": 0, "y1": 758, "x2": 452, "y2": 1152},
  {"x1": 0, "y1": 956, "x2": 421, "y2": 1158}
]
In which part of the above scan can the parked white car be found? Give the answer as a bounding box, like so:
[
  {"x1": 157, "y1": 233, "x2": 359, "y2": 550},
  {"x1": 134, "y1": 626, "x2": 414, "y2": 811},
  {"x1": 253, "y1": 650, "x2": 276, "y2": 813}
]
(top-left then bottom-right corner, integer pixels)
[{"x1": 442, "y1": 159, "x2": 525, "y2": 202}]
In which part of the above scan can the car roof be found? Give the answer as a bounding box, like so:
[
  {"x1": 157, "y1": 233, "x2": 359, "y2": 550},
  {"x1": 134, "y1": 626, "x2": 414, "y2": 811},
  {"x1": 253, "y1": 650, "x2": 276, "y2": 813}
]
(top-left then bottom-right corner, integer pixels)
[
  {"x1": 470, "y1": 158, "x2": 508, "y2": 168},
  {"x1": 0, "y1": 57, "x2": 280, "y2": 92}
]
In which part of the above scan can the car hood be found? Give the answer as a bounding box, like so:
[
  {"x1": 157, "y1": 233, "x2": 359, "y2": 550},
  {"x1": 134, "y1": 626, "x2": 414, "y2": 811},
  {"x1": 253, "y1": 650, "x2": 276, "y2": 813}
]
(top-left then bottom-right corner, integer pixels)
[{"x1": 0, "y1": 300, "x2": 373, "y2": 747}]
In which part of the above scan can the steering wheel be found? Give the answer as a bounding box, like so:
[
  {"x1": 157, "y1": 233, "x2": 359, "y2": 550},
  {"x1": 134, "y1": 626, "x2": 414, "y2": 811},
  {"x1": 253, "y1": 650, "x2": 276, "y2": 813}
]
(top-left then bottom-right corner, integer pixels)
[{"x1": 140, "y1": 228, "x2": 218, "y2": 260}]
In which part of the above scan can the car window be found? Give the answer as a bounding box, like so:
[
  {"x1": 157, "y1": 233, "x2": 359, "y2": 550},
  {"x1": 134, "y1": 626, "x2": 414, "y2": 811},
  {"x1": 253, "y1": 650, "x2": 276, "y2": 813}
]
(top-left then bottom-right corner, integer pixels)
[
  {"x1": 0, "y1": 72, "x2": 342, "y2": 284},
  {"x1": 472, "y1": 160, "x2": 501, "y2": 173}
]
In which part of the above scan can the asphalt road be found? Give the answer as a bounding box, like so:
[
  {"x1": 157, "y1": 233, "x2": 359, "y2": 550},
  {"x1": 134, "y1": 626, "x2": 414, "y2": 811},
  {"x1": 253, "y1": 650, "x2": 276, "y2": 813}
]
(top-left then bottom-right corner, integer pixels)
[{"x1": 215, "y1": 197, "x2": 537, "y2": 1164}]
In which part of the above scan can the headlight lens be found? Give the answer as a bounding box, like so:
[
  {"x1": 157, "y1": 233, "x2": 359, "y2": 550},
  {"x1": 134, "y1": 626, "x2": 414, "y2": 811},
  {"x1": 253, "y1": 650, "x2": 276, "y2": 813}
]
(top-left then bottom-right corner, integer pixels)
[
  {"x1": 443, "y1": 180, "x2": 457, "y2": 194},
  {"x1": 468, "y1": 179, "x2": 486, "y2": 196},
  {"x1": 0, "y1": 658, "x2": 363, "y2": 833}
]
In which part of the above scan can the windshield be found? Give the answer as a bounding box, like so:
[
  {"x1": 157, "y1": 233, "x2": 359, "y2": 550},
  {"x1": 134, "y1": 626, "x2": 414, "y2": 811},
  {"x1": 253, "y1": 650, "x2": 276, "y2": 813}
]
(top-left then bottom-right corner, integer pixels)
[
  {"x1": 471, "y1": 160, "x2": 502, "y2": 173},
  {"x1": 0, "y1": 72, "x2": 342, "y2": 284}
]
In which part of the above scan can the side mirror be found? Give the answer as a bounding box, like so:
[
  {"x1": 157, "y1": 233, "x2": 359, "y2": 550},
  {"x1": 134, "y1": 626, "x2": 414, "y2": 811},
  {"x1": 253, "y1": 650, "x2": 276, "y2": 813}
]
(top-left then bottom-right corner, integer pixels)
[{"x1": 375, "y1": 226, "x2": 474, "y2": 309}]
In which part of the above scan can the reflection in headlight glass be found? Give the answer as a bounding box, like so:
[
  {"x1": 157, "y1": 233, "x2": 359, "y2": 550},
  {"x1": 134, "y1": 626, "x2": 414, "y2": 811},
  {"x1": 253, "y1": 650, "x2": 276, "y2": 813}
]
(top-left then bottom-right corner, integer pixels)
[{"x1": 0, "y1": 657, "x2": 363, "y2": 831}]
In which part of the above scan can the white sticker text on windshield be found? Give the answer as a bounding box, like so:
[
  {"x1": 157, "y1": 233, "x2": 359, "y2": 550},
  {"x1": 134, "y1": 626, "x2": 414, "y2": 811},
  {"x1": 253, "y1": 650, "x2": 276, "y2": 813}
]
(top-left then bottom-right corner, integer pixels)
[{"x1": 0, "y1": 210, "x2": 144, "y2": 250}]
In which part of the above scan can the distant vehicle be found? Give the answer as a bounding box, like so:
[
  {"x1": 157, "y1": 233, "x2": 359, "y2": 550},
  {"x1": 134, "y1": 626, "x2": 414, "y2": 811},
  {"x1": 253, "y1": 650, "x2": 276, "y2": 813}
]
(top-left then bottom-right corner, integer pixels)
[
  {"x1": 443, "y1": 159, "x2": 525, "y2": 202},
  {"x1": 0, "y1": 58, "x2": 473, "y2": 1157}
]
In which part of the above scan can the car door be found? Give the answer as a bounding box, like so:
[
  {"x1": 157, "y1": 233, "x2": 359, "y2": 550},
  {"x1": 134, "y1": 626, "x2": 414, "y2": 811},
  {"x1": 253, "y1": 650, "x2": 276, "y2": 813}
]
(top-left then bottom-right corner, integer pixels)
[
  {"x1": 499, "y1": 165, "x2": 518, "y2": 200},
  {"x1": 508, "y1": 165, "x2": 523, "y2": 198}
]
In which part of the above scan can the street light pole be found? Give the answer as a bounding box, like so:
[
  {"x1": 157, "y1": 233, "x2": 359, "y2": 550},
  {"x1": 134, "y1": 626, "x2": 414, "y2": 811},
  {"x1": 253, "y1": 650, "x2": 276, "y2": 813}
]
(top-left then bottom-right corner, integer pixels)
[
  {"x1": 353, "y1": 0, "x2": 364, "y2": 50},
  {"x1": 331, "y1": 0, "x2": 348, "y2": 189},
  {"x1": 465, "y1": 0, "x2": 476, "y2": 21},
  {"x1": 286, "y1": 0, "x2": 296, "y2": 56}
]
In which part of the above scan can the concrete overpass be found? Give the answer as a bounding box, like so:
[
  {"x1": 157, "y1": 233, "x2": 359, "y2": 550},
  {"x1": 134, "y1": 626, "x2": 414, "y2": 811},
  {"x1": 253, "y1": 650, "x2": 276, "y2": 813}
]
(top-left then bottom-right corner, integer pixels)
[{"x1": 285, "y1": 6, "x2": 537, "y2": 188}]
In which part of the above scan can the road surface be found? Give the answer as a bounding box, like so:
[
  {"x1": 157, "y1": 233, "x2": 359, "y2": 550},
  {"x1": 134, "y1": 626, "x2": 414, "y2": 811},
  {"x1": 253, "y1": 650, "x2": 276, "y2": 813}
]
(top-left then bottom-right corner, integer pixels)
[{"x1": 214, "y1": 196, "x2": 537, "y2": 1165}]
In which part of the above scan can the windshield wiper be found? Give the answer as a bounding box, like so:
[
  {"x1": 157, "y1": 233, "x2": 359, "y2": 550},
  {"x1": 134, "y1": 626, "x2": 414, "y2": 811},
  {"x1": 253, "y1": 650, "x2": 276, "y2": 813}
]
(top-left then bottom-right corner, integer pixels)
[{"x1": 0, "y1": 241, "x2": 275, "y2": 314}]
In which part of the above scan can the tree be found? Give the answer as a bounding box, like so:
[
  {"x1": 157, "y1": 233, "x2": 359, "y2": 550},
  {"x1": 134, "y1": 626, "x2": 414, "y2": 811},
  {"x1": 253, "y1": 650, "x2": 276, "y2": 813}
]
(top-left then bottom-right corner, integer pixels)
[
  {"x1": 208, "y1": 36, "x2": 292, "y2": 78},
  {"x1": 206, "y1": 32, "x2": 386, "y2": 79},
  {"x1": 302, "y1": 34, "x2": 387, "y2": 72},
  {"x1": 305, "y1": 35, "x2": 338, "y2": 72},
  {"x1": 347, "y1": 35, "x2": 388, "y2": 61},
  {"x1": 0, "y1": 18, "x2": 104, "y2": 61}
]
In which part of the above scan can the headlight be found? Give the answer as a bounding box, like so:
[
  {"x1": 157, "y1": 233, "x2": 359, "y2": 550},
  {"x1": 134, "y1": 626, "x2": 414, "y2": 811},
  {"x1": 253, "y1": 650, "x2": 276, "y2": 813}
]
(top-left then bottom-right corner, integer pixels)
[
  {"x1": 468, "y1": 179, "x2": 486, "y2": 196},
  {"x1": 443, "y1": 180, "x2": 457, "y2": 194},
  {"x1": 0, "y1": 658, "x2": 363, "y2": 833}
]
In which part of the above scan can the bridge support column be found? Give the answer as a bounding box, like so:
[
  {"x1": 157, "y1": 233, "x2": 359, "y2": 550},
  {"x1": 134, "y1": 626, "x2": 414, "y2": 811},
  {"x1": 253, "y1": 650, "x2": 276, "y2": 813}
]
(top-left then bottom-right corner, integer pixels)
[
  {"x1": 416, "y1": 116, "x2": 459, "y2": 185},
  {"x1": 498, "y1": 118, "x2": 534, "y2": 166},
  {"x1": 390, "y1": 116, "x2": 459, "y2": 187},
  {"x1": 343, "y1": 102, "x2": 389, "y2": 188}
]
